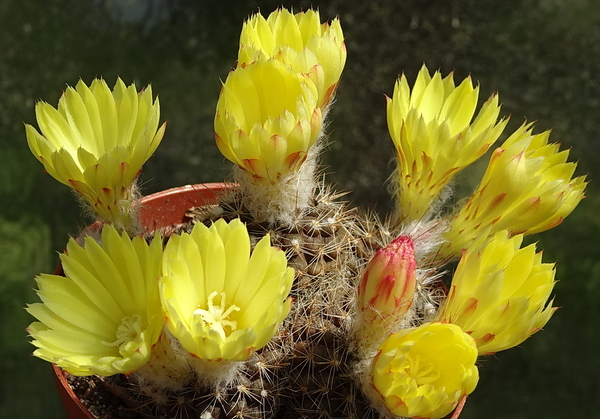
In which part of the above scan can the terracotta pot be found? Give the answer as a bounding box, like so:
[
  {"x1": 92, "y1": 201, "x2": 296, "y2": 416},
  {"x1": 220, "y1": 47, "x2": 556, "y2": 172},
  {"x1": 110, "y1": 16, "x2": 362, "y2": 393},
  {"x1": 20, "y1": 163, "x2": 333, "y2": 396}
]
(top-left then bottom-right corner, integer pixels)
[
  {"x1": 52, "y1": 183, "x2": 233, "y2": 419},
  {"x1": 52, "y1": 364, "x2": 95, "y2": 419}
]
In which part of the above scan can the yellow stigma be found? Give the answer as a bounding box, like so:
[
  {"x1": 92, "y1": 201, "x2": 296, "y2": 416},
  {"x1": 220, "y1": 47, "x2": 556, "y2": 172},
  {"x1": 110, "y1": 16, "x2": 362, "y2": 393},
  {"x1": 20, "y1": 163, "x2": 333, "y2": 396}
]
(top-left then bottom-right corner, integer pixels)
[
  {"x1": 193, "y1": 292, "x2": 240, "y2": 340},
  {"x1": 26, "y1": 225, "x2": 163, "y2": 376},
  {"x1": 103, "y1": 314, "x2": 144, "y2": 348},
  {"x1": 404, "y1": 354, "x2": 440, "y2": 385}
]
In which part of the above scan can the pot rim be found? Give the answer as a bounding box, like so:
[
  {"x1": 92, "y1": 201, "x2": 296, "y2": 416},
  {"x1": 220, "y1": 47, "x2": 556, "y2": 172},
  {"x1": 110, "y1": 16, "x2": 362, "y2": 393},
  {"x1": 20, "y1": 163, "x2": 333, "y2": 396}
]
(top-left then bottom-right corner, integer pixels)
[{"x1": 137, "y1": 182, "x2": 234, "y2": 232}]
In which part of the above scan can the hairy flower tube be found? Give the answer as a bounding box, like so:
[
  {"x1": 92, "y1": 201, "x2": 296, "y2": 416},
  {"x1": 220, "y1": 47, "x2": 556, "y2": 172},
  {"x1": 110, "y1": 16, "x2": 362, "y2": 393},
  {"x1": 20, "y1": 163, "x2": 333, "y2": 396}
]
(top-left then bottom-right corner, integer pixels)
[
  {"x1": 25, "y1": 78, "x2": 166, "y2": 232},
  {"x1": 387, "y1": 65, "x2": 507, "y2": 223},
  {"x1": 238, "y1": 8, "x2": 346, "y2": 108},
  {"x1": 356, "y1": 235, "x2": 416, "y2": 336},
  {"x1": 214, "y1": 58, "x2": 322, "y2": 183},
  {"x1": 443, "y1": 122, "x2": 587, "y2": 256},
  {"x1": 160, "y1": 218, "x2": 294, "y2": 364},
  {"x1": 26, "y1": 225, "x2": 163, "y2": 376},
  {"x1": 372, "y1": 322, "x2": 479, "y2": 419},
  {"x1": 437, "y1": 231, "x2": 556, "y2": 355}
]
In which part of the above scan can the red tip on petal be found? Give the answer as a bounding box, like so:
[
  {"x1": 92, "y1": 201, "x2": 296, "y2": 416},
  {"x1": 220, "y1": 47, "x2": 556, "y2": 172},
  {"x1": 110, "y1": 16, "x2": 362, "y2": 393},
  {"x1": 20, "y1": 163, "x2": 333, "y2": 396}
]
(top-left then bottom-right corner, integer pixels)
[
  {"x1": 242, "y1": 158, "x2": 262, "y2": 176},
  {"x1": 542, "y1": 216, "x2": 564, "y2": 231},
  {"x1": 322, "y1": 82, "x2": 338, "y2": 107},
  {"x1": 477, "y1": 333, "x2": 496, "y2": 346},
  {"x1": 489, "y1": 147, "x2": 505, "y2": 164},
  {"x1": 270, "y1": 134, "x2": 284, "y2": 151},
  {"x1": 285, "y1": 151, "x2": 307, "y2": 172},
  {"x1": 460, "y1": 297, "x2": 479, "y2": 320},
  {"x1": 489, "y1": 193, "x2": 507, "y2": 209}
]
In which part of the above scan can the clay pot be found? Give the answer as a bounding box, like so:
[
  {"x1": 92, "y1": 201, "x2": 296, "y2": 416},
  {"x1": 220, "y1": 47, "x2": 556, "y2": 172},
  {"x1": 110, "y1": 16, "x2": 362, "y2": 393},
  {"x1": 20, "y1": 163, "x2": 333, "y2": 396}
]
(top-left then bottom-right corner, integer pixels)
[{"x1": 52, "y1": 183, "x2": 232, "y2": 419}]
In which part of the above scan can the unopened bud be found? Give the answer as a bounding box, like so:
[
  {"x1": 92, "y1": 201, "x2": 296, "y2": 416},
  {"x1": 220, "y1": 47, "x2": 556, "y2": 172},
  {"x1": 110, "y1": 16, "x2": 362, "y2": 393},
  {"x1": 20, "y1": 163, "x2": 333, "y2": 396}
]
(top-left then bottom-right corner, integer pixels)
[{"x1": 357, "y1": 236, "x2": 416, "y2": 328}]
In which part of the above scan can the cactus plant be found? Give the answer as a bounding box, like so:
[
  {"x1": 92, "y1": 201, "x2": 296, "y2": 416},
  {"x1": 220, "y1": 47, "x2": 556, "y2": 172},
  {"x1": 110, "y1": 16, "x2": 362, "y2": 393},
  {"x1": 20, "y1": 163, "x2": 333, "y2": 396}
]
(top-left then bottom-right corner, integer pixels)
[{"x1": 25, "y1": 7, "x2": 585, "y2": 419}]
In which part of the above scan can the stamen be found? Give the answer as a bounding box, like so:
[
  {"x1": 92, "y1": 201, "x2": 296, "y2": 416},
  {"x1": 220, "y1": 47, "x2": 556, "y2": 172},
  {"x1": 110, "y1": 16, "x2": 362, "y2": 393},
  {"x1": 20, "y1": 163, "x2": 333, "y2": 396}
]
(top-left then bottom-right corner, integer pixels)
[
  {"x1": 406, "y1": 354, "x2": 440, "y2": 385},
  {"x1": 194, "y1": 291, "x2": 240, "y2": 339},
  {"x1": 103, "y1": 314, "x2": 144, "y2": 348}
]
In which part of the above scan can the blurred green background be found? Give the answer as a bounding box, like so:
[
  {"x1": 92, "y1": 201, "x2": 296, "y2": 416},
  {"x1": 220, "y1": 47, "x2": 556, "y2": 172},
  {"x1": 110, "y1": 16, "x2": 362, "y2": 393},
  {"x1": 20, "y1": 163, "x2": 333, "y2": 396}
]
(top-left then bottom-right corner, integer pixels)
[{"x1": 1, "y1": 0, "x2": 599, "y2": 418}]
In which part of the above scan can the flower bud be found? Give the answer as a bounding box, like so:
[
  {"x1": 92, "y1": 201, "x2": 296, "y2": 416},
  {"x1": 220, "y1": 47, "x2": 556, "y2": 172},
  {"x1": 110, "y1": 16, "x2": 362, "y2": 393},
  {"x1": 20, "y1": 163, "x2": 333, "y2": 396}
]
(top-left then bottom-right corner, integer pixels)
[{"x1": 357, "y1": 236, "x2": 416, "y2": 329}]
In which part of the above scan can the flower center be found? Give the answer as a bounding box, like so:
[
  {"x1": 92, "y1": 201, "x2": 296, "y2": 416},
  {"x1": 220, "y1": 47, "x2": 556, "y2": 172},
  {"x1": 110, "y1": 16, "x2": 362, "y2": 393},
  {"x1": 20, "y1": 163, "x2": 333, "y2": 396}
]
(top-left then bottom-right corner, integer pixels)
[
  {"x1": 193, "y1": 291, "x2": 240, "y2": 339},
  {"x1": 103, "y1": 314, "x2": 144, "y2": 349},
  {"x1": 405, "y1": 354, "x2": 440, "y2": 385}
]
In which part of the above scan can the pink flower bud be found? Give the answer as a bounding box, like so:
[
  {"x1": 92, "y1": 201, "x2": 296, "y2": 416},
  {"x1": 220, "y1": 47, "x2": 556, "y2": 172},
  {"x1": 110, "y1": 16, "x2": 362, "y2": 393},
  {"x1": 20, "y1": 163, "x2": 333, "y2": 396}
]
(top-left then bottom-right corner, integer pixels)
[{"x1": 357, "y1": 236, "x2": 416, "y2": 326}]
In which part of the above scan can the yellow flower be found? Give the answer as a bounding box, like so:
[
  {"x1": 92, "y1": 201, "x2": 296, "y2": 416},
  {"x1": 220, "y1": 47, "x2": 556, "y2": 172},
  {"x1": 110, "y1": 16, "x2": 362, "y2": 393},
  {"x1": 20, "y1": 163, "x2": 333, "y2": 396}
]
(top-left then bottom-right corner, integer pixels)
[
  {"x1": 357, "y1": 235, "x2": 416, "y2": 332},
  {"x1": 25, "y1": 78, "x2": 166, "y2": 230},
  {"x1": 387, "y1": 65, "x2": 507, "y2": 222},
  {"x1": 160, "y1": 218, "x2": 294, "y2": 363},
  {"x1": 26, "y1": 225, "x2": 163, "y2": 376},
  {"x1": 437, "y1": 231, "x2": 556, "y2": 355},
  {"x1": 214, "y1": 58, "x2": 322, "y2": 183},
  {"x1": 372, "y1": 322, "x2": 479, "y2": 419},
  {"x1": 238, "y1": 8, "x2": 346, "y2": 108},
  {"x1": 443, "y1": 123, "x2": 587, "y2": 256}
]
